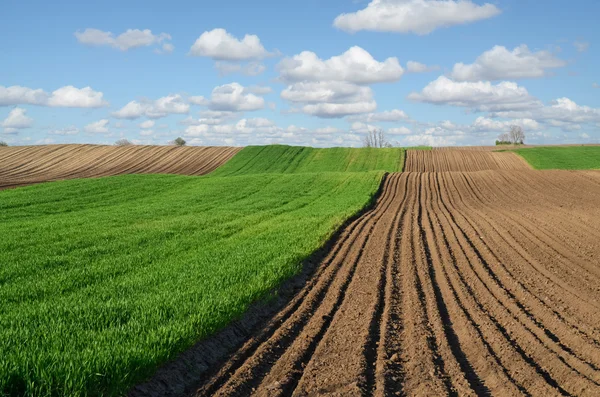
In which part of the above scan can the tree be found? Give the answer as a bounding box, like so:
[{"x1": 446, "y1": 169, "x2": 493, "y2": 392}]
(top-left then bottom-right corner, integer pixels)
[
  {"x1": 115, "y1": 139, "x2": 132, "y2": 146},
  {"x1": 0, "y1": 141, "x2": 7, "y2": 147},
  {"x1": 172, "y1": 137, "x2": 186, "y2": 146},
  {"x1": 496, "y1": 126, "x2": 525, "y2": 145},
  {"x1": 363, "y1": 129, "x2": 392, "y2": 148},
  {"x1": 509, "y1": 125, "x2": 525, "y2": 145}
]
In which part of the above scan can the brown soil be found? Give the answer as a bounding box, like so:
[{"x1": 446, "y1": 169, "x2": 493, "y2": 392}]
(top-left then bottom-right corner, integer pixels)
[
  {"x1": 0, "y1": 144, "x2": 240, "y2": 189},
  {"x1": 131, "y1": 150, "x2": 600, "y2": 396},
  {"x1": 405, "y1": 150, "x2": 531, "y2": 172}
]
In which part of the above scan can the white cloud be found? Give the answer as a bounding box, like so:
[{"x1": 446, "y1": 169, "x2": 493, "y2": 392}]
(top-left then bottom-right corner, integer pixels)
[
  {"x1": 593, "y1": 82, "x2": 599, "y2": 89},
  {"x1": 281, "y1": 81, "x2": 376, "y2": 118},
  {"x1": 388, "y1": 126, "x2": 412, "y2": 135},
  {"x1": 75, "y1": 28, "x2": 172, "y2": 51},
  {"x1": 139, "y1": 129, "x2": 154, "y2": 136},
  {"x1": 244, "y1": 85, "x2": 273, "y2": 95},
  {"x1": 0, "y1": 85, "x2": 107, "y2": 108},
  {"x1": 333, "y1": 0, "x2": 501, "y2": 35},
  {"x1": 348, "y1": 109, "x2": 409, "y2": 122},
  {"x1": 48, "y1": 126, "x2": 79, "y2": 135},
  {"x1": 47, "y1": 86, "x2": 108, "y2": 108},
  {"x1": 208, "y1": 82, "x2": 265, "y2": 112},
  {"x1": 574, "y1": 41, "x2": 589, "y2": 53},
  {"x1": 215, "y1": 61, "x2": 266, "y2": 76},
  {"x1": 350, "y1": 121, "x2": 378, "y2": 133},
  {"x1": 406, "y1": 61, "x2": 439, "y2": 73},
  {"x1": 408, "y1": 76, "x2": 541, "y2": 112},
  {"x1": 139, "y1": 120, "x2": 155, "y2": 129},
  {"x1": 185, "y1": 117, "x2": 279, "y2": 137},
  {"x1": 189, "y1": 96, "x2": 209, "y2": 106},
  {"x1": 2, "y1": 108, "x2": 33, "y2": 130},
  {"x1": 189, "y1": 28, "x2": 270, "y2": 60},
  {"x1": 401, "y1": 134, "x2": 458, "y2": 146},
  {"x1": 277, "y1": 46, "x2": 403, "y2": 84},
  {"x1": 112, "y1": 94, "x2": 190, "y2": 120},
  {"x1": 84, "y1": 119, "x2": 109, "y2": 134},
  {"x1": 450, "y1": 45, "x2": 566, "y2": 81},
  {"x1": 161, "y1": 43, "x2": 174, "y2": 53},
  {"x1": 314, "y1": 126, "x2": 342, "y2": 134},
  {"x1": 471, "y1": 116, "x2": 540, "y2": 132}
]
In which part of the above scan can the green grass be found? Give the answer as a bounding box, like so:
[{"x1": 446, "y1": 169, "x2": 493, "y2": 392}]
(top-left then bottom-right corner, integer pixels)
[
  {"x1": 514, "y1": 146, "x2": 600, "y2": 170},
  {"x1": 0, "y1": 144, "x2": 402, "y2": 396},
  {"x1": 211, "y1": 145, "x2": 404, "y2": 176},
  {"x1": 404, "y1": 146, "x2": 432, "y2": 150}
]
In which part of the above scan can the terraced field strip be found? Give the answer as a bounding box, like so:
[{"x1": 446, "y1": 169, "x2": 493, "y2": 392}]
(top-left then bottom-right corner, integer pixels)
[
  {"x1": 405, "y1": 149, "x2": 531, "y2": 172},
  {"x1": 192, "y1": 168, "x2": 600, "y2": 396},
  {"x1": 0, "y1": 144, "x2": 240, "y2": 189}
]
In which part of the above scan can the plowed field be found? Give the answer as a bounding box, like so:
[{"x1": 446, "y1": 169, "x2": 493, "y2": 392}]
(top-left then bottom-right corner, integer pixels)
[
  {"x1": 0, "y1": 144, "x2": 240, "y2": 189},
  {"x1": 183, "y1": 151, "x2": 600, "y2": 396},
  {"x1": 405, "y1": 149, "x2": 531, "y2": 172}
]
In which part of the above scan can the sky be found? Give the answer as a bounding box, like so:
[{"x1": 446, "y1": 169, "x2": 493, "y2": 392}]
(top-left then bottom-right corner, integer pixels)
[{"x1": 1, "y1": 0, "x2": 599, "y2": 147}]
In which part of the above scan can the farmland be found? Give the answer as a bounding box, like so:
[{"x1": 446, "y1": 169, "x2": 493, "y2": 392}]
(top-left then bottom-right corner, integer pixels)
[
  {"x1": 210, "y1": 145, "x2": 404, "y2": 176},
  {"x1": 0, "y1": 146, "x2": 399, "y2": 396},
  {"x1": 0, "y1": 144, "x2": 240, "y2": 190},
  {"x1": 2, "y1": 145, "x2": 600, "y2": 396},
  {"x1": 514, "y1": 146, "x2": 600, "y2": 170},
  {"x1": 183, "y1": 149, "x2": 600, "y2": 396}
]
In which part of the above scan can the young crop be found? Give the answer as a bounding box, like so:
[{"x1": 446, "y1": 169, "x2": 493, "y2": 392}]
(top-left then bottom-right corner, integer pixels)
[
  {"x1": 0, "y1": 171, "x2": 384, "y2": 396},
  {"x1": 514, "y1": 146, "x2": 600, "y2": 170}
]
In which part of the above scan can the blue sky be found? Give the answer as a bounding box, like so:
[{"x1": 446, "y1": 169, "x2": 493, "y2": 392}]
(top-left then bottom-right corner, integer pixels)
[{"x1": 1, "y1": 0, "x2": 599, "y2": 147}]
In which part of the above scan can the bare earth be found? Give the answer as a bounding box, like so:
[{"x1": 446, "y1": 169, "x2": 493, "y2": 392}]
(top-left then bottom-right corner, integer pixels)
[
  {"x1": 142, "y1": 149, "x2": 600, "y2": 397},
  {"x1": 0, "y1": 144, "x2": 240, "y2": 189}
]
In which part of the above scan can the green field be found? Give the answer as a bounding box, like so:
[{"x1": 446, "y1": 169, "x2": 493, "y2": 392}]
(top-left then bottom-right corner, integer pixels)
[
  {"x1": 211, "y1": 145, "x2": 404, "y2": 176},
  {"x1": 0, "y1": 146, "x2": 402, "y2": 396},
  {"x1": 514, "y1": 146, "x2": 600, "y2": 170}
]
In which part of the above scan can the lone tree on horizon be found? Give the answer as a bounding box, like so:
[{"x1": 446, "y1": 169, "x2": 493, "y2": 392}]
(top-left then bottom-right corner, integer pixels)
[
  {"x1": 497, "y1": 125, "x2": 525, "y2": 145},
  {"x1": 115, "y1": 139, "x2": 132, "y2": 146},
  {"x1": 0, "y1": 141, "x2": 7, "y2": 147},
  {"x1": 363, "y1": 129, "x2": 393, "y2": 148},
  {"x1": 172, "y1": 137, "x2": 186, "y2": 146}
]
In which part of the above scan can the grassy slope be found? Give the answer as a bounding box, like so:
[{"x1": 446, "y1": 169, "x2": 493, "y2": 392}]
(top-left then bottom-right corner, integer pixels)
[
  {"x1": 0, "y1": 146, "x2": 402, "y2": 396},
  {"x1": 514, "y1": 146, "x2": 600, "y2": 170},
  {"x1": 211, "y1": 145, "x2": 404, "y2": 175}
]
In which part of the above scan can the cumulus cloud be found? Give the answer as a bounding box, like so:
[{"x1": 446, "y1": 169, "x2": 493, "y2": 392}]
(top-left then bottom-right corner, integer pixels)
[
  {"x1": 215, "y1": 61, "x2": 266, "y2": 76},
  {"x1": 406, "y1": 61, "x2": 440, "y2": 73},
  {"x1": 48, "y1": 126, "x2": 79, "y2": 136},
  {"x1": 75, "y1": 28, "x2": 172, "y2": 51},
  {"x1": 450, "y1": 45, "x2": 566, "y2": 81},
  {"x1": 470, "y1": 116, "x2": 540, "y2": 132},
  {"x1": 139, "y1": 120, "x2": 155, "y2": 129},
  {"x1": 189, "y1": 28, "x2": 271, "y2": 60},
  {"x1": 574, "y1": 41, "x2": 589, "y2": 53},
  {"x1": 489, "y1": 97, "x2": 600, "y2": 131},
  {"x1": 189, "y1": 96, "x2": 209, "y2": 106},
  {"x1": 408, "y1": 76, "x2": 541, "y2": 112},
  {"x1": 333, "y1": 0, "x2": 501, "y2": 35},
  {"x1": 208, "y1": 82, "x2": 265, "y2": 112},
  {"x1": 277, "y1": 46, "x2": 403, "y2": 84},
  {"x1": 593, "y1": 82, "x2": 599, "y2": 89},
  {"x1": 281, "y1": 81, "x2": 376, "y2": 118},
  {"x1": 112, "y1": 94, "x2": 190, "y2": 119},
  {"x1": 2, "y1": 108, "x2": 33, "y2": 131},
  {"x1": 0, "y1": 85, "x2": 107, "y2": 108},
  {"x1": 84, "y1": 119, "x2": 110, "y2": 134},
  {"x1": 243, "y1": 85, "x2": 273, "y2": 95},
  {"x1": 348, "y1": 109, "x2": 409, "y2": 122},
  {"x1": 388, "y1": 126, "x2": 412, "y2": 135}
]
